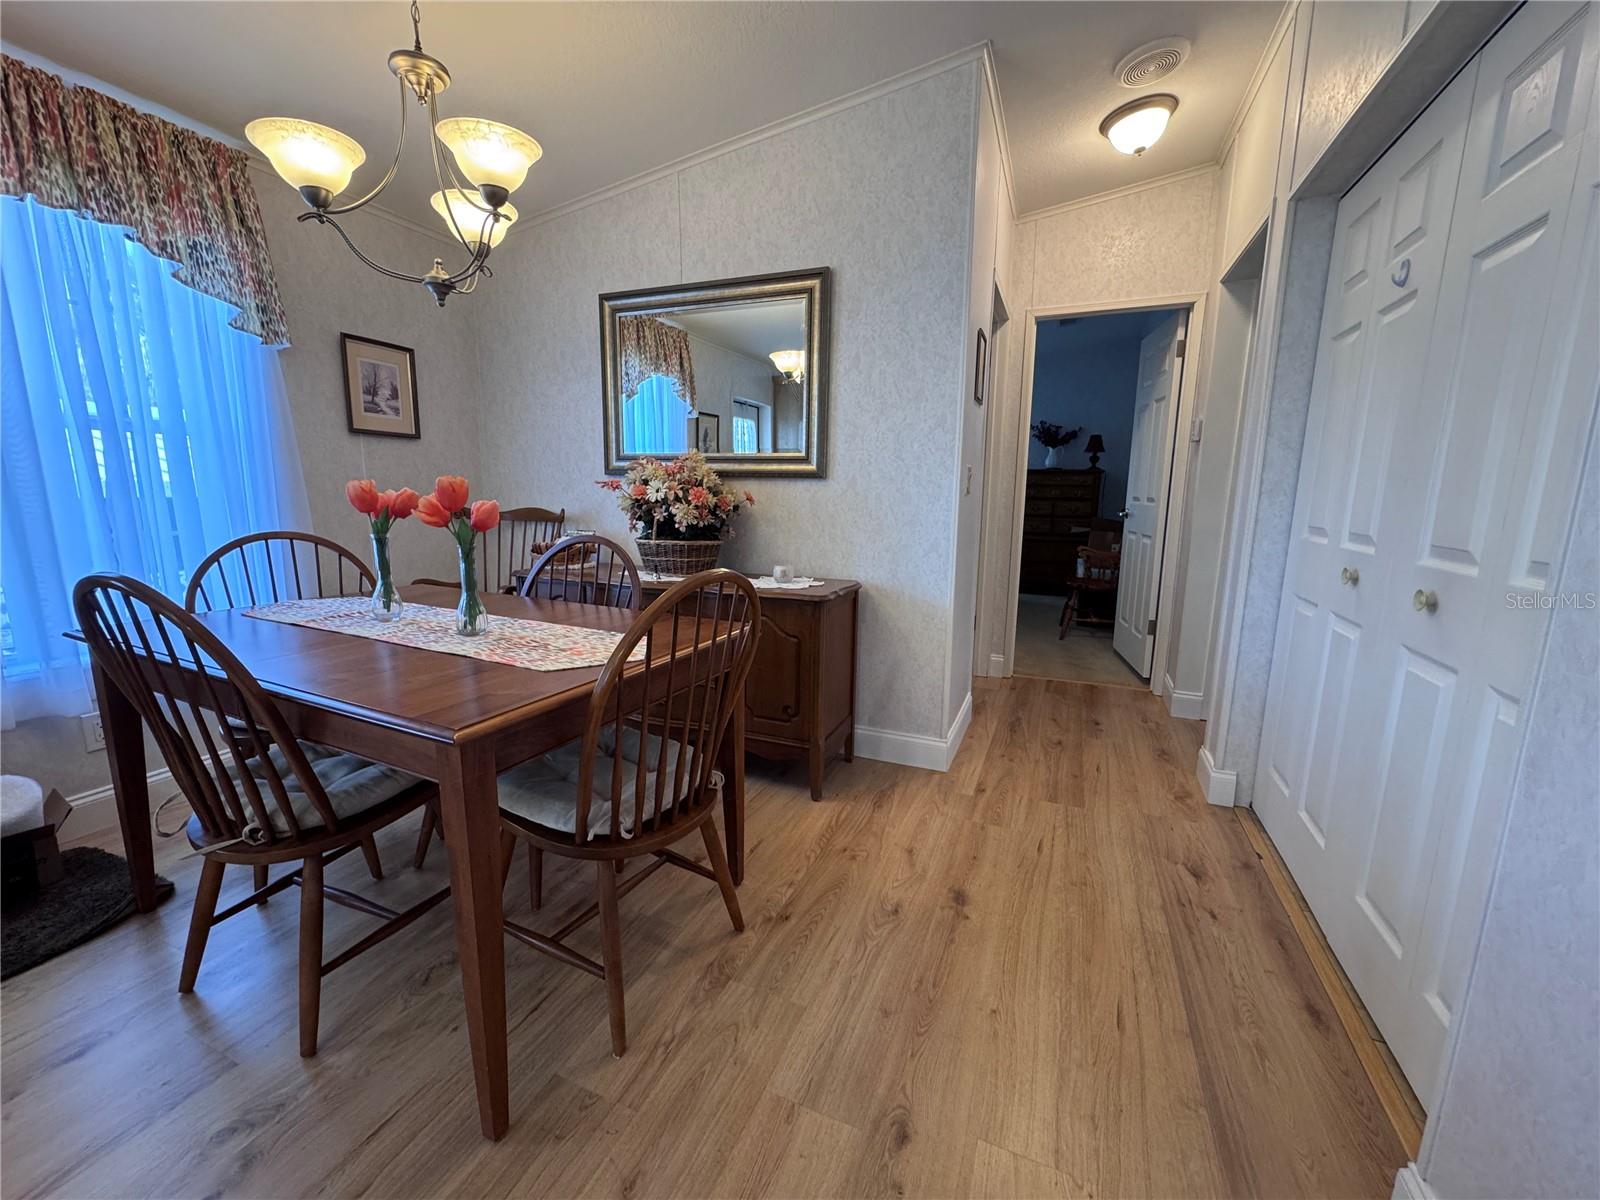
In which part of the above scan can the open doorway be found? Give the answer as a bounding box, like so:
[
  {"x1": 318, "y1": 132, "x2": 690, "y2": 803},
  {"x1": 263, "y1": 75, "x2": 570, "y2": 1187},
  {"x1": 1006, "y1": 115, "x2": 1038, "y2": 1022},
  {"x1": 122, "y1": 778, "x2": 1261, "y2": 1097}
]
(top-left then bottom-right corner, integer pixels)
[{"x1": 1012, "y1": 306, "x2": 1189, "y2": 686}]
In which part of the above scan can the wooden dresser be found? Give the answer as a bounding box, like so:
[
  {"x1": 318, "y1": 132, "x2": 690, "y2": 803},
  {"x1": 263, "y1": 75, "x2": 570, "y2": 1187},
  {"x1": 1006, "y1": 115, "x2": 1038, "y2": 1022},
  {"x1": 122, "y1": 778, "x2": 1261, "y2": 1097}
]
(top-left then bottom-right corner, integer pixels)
[
  {"x1": 642, "y1": 576, "x2": 860, "y2": 800},
  {"x1": 1020, "y1": 468, "x2": 1104, "y2": 595}
]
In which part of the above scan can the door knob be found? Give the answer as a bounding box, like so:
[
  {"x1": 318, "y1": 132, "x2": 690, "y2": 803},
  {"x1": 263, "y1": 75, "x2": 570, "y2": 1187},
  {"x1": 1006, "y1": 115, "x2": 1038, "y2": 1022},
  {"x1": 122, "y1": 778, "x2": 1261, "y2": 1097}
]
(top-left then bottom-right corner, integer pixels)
[
  {"x1": 1341, "y1": 567, "x2": 1360, "y2": 586},
  {"x1": 1118, "y1": 509, "x2": 1131, "y2": 519},
  {"x1": 1412, "y1": 588, "x2": 1438, "y2": 614}
]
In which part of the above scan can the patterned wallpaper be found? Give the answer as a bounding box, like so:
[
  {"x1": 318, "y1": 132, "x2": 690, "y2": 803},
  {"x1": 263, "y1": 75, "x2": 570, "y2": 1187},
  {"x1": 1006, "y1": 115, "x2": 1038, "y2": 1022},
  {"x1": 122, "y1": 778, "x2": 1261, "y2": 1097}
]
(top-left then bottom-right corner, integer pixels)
[
  {"x1": 470, "y1": 66, "x2": 980, "y2": 742},
  {"x1": 255, "y1": 174, "x2": 487, "y2": 583}
]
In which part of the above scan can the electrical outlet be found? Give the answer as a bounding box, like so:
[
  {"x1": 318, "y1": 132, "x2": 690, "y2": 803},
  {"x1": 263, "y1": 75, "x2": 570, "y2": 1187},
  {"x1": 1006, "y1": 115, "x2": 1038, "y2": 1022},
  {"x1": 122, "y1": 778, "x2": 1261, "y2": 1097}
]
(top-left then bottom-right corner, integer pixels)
[{"x1": 80, "y1": 711, "x2": 105, "y2": 753}]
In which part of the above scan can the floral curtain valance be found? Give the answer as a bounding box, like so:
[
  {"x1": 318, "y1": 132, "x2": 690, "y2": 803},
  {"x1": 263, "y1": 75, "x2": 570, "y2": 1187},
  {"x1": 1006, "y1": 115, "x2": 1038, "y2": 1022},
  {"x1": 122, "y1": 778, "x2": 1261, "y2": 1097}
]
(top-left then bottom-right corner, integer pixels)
[
  {"x1": 618, "y1": 315, "x2": 697, "y2": 410},
  {"x1": 0, "y1": 55, "x2": 290, "y2": 346}
]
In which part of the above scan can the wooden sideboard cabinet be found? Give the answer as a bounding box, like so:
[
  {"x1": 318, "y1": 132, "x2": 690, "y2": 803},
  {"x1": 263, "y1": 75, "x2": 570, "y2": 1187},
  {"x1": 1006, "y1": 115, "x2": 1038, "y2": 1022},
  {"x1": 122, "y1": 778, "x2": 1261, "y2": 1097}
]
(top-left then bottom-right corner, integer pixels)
[
  {"x1": 642, "y1": 577, "x2": 860, "y2": 800},
  {"x1": 1019, "y1": 468, "x2": 1104, "y2": 595}
]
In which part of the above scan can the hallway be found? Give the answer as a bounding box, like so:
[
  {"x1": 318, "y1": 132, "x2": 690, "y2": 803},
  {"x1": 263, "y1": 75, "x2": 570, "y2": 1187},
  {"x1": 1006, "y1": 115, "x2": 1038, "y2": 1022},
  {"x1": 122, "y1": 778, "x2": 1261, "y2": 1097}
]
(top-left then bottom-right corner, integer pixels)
[{"x1": 1013, "y1": 593, "x2": 1146, "y2": 687}]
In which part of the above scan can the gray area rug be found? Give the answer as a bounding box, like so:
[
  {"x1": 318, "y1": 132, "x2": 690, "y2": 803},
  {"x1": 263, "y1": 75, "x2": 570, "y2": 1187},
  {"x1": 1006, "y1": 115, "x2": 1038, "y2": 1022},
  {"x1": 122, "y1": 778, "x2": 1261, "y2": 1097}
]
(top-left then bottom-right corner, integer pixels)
[{"x1": 2, "y1": 846, "x2": 173, "y2": 979}]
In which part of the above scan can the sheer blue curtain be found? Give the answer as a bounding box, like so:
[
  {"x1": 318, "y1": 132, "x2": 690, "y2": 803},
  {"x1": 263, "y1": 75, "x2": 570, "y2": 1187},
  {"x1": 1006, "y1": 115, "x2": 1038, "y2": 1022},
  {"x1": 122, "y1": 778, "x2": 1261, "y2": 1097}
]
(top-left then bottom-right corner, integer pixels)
[
  {"x1": 621, "y1": 373, "x2": 690, "y2": 455},
  {"x1": 0, "y1": 196, "x2": 310, "y2": 724}
]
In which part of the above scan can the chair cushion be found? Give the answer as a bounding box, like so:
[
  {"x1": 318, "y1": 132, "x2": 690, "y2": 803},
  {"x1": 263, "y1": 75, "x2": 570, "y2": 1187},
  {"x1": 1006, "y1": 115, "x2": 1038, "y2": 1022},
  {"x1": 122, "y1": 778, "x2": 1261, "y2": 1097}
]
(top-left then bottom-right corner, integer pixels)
[
  {"x1": 223, "y1": 741, "x2": 424, "y2": 839},
  {"x1": 497, "y1": 727, "x2": 696, "y2": 839}
]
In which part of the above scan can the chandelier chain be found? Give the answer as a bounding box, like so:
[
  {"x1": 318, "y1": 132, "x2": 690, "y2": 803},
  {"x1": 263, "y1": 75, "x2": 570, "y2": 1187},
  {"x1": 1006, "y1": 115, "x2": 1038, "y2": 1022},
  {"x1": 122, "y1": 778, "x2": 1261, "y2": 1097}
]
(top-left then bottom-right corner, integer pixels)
[{"x1": 411, "y1": 0, "x2": 423, "y2": 51}]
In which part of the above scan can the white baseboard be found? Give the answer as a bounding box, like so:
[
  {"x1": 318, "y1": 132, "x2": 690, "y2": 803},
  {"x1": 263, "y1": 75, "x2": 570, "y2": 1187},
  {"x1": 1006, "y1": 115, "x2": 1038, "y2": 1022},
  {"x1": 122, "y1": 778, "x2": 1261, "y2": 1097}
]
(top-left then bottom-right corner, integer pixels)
[
  {"x1": 1163, "y1": 675, "x2": 1207, "y2": 720},
  {"x1": 1195, "y1": 744, "x2": 1238, "y2": 807},
  {"x1": 62, "y1": 766, "x2": 181, "y2": 842},
  {"x1": 855, "y1": 692, "x2": 974, "y2": 773},
  {"x1": 1392, "y1": 1164, "x2": 1437, "y2": 1200}
]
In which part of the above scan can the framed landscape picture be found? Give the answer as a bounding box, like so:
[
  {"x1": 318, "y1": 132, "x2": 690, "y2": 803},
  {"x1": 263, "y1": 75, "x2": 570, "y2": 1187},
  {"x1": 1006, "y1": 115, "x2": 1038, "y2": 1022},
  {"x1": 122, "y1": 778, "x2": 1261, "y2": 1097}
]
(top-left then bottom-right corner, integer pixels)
[
  {"x1": 687, "y1": 412, "x2": 721, "y2": 454},
  {"x1": 342, "y1": 333, "x2": 419, "y2": 438}
]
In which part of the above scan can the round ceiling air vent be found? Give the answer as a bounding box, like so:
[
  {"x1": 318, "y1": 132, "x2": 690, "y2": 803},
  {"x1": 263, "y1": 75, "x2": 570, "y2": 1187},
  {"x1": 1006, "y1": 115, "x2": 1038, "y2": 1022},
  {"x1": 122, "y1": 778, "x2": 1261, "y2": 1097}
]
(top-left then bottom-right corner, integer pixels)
[{"x1": 1115, "y1": 37, "x2": 1191, "y2": 89}]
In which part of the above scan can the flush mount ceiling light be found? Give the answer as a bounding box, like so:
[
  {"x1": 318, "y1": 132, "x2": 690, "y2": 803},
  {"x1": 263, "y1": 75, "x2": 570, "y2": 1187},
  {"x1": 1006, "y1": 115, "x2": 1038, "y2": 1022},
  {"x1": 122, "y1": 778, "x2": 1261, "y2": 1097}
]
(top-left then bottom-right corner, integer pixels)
[
  {"x1": 247, "y1": 1, "x2": 540, "y2": 305},
  {"x1": 1099, "y1": 94, "x2": 1178, "y2": 156},
  {"x1": 769, "y1": 349, "x2": 806, "y2": 383}
]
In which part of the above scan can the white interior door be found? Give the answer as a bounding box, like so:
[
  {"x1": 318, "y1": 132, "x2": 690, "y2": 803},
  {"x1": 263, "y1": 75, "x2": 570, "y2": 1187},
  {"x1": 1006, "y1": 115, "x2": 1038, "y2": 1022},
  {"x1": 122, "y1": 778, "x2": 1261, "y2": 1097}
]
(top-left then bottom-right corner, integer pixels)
[
  {"x1": 1337, "y1": 3, "x2": 1598, "y2": 1096},
  {"x1": 1256, "y1": 52, "x2": 1478, "y2": 958},
  {"x1": 1113, "y1": 312, "x2": 1185, "y2": 676},
  {"x1": 1255, "y1": 0, "x2": 1598, "y2": 1102}
]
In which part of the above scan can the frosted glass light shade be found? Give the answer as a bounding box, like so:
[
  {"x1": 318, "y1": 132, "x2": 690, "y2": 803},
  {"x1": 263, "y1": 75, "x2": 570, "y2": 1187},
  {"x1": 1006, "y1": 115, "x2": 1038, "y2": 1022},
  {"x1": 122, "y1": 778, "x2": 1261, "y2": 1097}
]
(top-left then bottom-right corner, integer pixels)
[
  {"x1": 770, "y1": 349, "x2": 806, "y2": 380},
  {"x1": 431, "y1": 189, "x2": 518, "y2": 248},
  {"x1": 434, "y1": 117, "x2": 542, "y2": 194},
  {"x1": 245, "y1": 118, "x2": 365, "y2": 196},
  {"x1": 1099, "y1": 95, "x2": 1177, "y2": 156}
]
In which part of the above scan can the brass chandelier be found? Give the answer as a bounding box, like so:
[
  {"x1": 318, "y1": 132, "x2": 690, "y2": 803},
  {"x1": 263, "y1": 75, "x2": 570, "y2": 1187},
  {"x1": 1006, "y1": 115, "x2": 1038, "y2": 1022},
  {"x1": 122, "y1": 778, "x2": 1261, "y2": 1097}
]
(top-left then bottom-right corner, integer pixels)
[{"x1": 246, "y1": 1, "x2": 540, "y2": 305}]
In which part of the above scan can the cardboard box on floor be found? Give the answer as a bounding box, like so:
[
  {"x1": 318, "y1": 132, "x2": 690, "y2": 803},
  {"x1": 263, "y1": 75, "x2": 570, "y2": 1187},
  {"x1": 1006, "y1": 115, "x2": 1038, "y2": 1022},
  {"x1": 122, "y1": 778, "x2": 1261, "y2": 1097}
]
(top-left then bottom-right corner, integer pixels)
[{"x1": 1, "y1": 789, "x2": 72, "y2": 902}]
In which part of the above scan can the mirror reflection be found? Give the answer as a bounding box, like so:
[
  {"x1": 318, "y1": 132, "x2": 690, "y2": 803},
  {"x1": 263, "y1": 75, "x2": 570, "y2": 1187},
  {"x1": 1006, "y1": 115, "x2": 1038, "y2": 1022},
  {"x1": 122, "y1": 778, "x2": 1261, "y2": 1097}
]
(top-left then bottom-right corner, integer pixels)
[
  {"x1": 618, "y1": 298, "x2": 808, "y2": 457},
  {"x1": 601, "y1": 268, "x2": 828, "y2": 477}
]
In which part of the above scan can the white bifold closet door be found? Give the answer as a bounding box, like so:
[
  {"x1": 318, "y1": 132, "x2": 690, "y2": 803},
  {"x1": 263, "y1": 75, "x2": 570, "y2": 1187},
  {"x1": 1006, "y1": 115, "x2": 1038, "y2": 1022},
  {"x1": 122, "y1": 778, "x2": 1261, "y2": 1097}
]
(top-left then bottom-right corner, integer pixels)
[{"x1": 1255, "y1": 0, "x2": 1599, "y2": 1103}]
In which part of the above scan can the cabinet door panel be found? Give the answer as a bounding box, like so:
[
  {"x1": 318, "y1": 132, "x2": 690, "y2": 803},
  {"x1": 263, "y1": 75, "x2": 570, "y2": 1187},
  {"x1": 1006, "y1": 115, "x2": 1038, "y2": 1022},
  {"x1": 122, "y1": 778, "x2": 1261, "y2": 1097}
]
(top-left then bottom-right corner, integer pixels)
[{"x1": 745, "y1": 607, "x2": 812, "y2": 740}]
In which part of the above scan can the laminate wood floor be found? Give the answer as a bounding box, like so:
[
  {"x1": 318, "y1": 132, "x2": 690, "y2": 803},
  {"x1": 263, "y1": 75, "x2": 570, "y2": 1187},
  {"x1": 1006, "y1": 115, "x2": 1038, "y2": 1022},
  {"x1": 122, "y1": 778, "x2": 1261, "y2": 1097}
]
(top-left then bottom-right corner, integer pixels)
[{"x1": 0, "y1": 678, "x2": 1406, "y2": 1199}]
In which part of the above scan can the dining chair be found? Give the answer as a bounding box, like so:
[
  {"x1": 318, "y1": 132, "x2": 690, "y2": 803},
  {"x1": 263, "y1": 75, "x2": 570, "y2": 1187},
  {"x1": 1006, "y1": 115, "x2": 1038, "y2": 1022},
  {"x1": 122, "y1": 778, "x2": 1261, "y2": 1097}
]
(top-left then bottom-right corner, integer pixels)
[
  {"x1": 185, "y1": 530, "x2": 375, "y2": 613},
  {"x1": 413, "y1": 534, "x2": 644, "y2": 877},
  {"x1": 73, "y1": 574, "x2": 448, "y2": 1057},
  {"x1": 412, "y1": 505, "x2": 566, "y2": 593},
  {"x1": 517, "y1": 533, "x2": 642, "y2": 608},
  {"x1": 494, "y1": 569, "x2": 759, "y2": 1057},
  {"x1": 1059, "y1": 543, "x2": 1121, "y2": 637},
  {"x1": 187, "y1": 531, "x2": 388, "y2": 886}
]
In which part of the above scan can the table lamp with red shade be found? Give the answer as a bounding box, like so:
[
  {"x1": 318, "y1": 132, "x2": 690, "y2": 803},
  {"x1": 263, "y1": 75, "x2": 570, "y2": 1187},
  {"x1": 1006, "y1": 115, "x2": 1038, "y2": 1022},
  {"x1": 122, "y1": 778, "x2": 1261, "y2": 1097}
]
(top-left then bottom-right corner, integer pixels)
[{"x1": 1085, "y1": 433, "x2": 1106, "y2": 467}]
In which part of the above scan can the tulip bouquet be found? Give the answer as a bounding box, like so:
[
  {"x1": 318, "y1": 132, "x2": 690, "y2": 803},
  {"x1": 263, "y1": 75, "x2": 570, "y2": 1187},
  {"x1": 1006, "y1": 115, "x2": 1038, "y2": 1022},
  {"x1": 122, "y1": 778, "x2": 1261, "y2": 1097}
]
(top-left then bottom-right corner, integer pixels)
[
  {"x1": 417, "y1": 475, "x2": 501, "y2": 636},
  {"x1": 346, "y1": 479, "x2": 420, "y2": 621}
]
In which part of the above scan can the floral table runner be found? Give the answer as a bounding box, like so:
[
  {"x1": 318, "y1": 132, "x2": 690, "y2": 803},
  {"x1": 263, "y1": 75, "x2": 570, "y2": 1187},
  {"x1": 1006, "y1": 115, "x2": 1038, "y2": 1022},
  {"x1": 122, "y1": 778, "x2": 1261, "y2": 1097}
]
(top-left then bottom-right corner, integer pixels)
[{"x1": 242, "y1": 596, "x2": 641, "y2": 671}]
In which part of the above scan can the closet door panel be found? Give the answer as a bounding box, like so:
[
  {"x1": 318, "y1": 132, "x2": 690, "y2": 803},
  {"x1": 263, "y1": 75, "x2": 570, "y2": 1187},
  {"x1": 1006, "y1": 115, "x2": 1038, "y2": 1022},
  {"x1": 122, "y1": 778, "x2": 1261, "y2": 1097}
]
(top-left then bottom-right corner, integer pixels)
[
  {"x1": 1255, "y1": 61, "x2": 1476, "y2": 919},
  {"x1": 1335, "y1": 0, "x2": 1598, "y2": 1099},
  {"x1": 1403, "y1": 47, "x2": 1599, "y2": 1094}
]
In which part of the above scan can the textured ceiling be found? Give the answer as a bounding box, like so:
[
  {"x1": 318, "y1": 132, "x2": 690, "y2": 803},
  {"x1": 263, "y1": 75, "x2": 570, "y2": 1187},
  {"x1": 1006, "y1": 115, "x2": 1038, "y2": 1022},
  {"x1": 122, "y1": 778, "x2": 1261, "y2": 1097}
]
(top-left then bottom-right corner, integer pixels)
[{"x1": 0, "y1": 2, "x2": 1281, "y2": 219}]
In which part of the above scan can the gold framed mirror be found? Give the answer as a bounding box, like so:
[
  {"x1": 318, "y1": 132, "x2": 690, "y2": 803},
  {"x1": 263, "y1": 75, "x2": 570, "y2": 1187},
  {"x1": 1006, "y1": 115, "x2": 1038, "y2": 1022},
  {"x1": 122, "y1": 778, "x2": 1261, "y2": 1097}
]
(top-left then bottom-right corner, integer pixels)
[{"x1": 599, "y1": 267, "x2": 829, "y2": 477}]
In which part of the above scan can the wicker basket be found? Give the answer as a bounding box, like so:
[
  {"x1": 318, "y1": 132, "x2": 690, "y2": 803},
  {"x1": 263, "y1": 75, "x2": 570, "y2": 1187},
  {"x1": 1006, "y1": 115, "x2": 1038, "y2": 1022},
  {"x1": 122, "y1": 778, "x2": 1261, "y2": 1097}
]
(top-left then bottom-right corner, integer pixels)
[{"x1": 635, "y1": 537, "x2": 722, "y2": 577}]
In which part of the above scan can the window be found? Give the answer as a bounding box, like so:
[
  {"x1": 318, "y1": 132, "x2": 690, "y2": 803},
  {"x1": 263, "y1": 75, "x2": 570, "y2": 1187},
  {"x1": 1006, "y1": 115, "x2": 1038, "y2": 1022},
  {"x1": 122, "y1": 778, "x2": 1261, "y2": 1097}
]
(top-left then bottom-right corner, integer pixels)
[
  {"x1": 732, "y1": 401, "x2": 759, "y2": 455},
  {"x1": 0, "y1": 197, "x2": 309, "y2": 725},
  {"x1": 732, "y1": 398, "x2": 772, "y2": 454},
  {"x1": 621, "y1": 374, "x2": 690, "y2": 455}
]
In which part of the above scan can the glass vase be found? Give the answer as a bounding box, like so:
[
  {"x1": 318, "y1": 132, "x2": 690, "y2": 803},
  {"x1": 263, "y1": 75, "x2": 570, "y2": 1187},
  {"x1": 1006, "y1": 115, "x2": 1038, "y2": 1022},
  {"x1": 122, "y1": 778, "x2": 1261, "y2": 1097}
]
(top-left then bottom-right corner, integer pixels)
[
  {"x1": 455, "y1": 540, "x2": 489, "y2": 636},
  {"x1": 369, "y1": 534, "x2": 403, "y2": 622}
]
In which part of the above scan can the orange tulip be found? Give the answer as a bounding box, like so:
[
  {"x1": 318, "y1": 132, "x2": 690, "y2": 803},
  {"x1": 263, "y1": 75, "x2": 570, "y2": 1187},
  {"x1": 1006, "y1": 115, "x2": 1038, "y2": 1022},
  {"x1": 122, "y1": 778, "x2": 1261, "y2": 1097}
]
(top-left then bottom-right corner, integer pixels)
[
  {"x1": 346, "y1": 479, "x2": 380, "y2": 514},
  {"x1": 375, "y1": 489, "x2": 398, "y2": 516},
  {"x1": 469, "y1": 500, "x2": 501, "y2": 532},
  {"x1": 389, "y1": 487, "x2": 420, "y2": 520},
  {"x1": 433, "y1": 475, "x2": 470, "y2": 513},
  {"x1": 416, "y1": 493, "x2": 452, "y2": 528}
]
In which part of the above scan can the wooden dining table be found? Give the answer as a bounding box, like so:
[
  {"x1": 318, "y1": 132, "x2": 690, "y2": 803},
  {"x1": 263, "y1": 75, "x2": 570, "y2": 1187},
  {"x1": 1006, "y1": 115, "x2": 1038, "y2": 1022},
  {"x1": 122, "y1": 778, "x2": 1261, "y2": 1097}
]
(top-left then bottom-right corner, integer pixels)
[{"x1": 88, "y1": 583, "x2": 747, "y2": 1141}]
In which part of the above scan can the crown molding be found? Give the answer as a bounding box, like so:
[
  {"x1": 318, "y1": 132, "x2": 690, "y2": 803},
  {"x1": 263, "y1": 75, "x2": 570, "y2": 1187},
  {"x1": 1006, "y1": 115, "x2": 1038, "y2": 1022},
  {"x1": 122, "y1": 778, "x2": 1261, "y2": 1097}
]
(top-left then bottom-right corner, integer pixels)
[
  {"x1": 978, "y1": 43, "x2": 1019, "y2": 222},
  {"x1": 523, "y1": 42, "x2": 991, "y2": 230},
  {"x1": 1216, "y1": 0, "x2": 1298, "y2": 164},
  {"x1": 1015, "y1": 162, "x2": 1218, "y2": 226}
]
